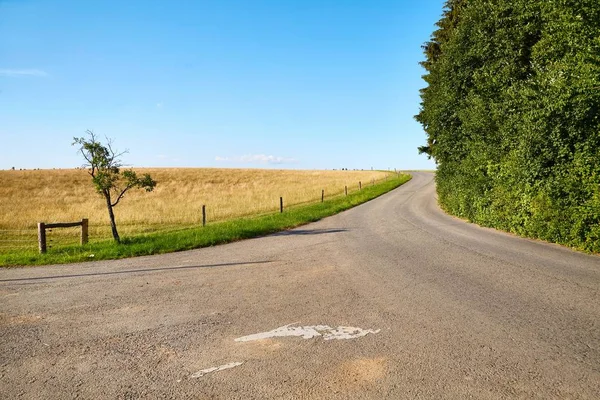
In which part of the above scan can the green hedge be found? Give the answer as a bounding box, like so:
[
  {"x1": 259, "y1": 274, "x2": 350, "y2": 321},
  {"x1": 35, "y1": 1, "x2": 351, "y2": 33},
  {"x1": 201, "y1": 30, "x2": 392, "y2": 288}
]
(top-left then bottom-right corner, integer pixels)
[{"x1": 417, "y1": 0, "x2": 600, "y2": 252}]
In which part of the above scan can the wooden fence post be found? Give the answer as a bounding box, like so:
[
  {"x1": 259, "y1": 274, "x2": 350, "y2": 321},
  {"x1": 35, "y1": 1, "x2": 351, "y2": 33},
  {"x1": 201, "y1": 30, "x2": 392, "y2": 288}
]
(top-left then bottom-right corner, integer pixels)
[
  {"x1": 81, "y1": 219, "x2": 89, "y2": 245},
  {"x1": 321, "y1": 189, "x2": 324, "y2": 203},
  {"x1": 38, "y1": 222, "x2": 47, "y2": 254},
  {"x1": 280, "y1": 197, "x2": 283, "y2": 213},
  {"x1": 37, "y1": 219, "x2": 89, "y2": 253},
  {"x1": 202, "y1": 205, "x2": 206, "y2": 227},
  {"x1": 345, "y1": 186, "x2": 348, "y2": 196},
  {"x1": 359, "y1": 181, "x2": 362, "y2": 190}
]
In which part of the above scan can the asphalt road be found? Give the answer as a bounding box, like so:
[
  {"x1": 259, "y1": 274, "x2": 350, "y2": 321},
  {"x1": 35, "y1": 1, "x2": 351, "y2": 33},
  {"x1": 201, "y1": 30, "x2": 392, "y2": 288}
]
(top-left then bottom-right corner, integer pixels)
[{"x1": 1, "y1": 172, "x2": 599, "y2": 399}]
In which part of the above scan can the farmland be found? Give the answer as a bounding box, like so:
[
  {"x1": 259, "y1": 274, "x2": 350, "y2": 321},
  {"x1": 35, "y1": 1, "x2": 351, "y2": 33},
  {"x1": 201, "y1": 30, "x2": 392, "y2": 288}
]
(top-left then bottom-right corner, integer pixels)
[{"x1": 0, "y1": 168, "x2": 396, "y2": 256}]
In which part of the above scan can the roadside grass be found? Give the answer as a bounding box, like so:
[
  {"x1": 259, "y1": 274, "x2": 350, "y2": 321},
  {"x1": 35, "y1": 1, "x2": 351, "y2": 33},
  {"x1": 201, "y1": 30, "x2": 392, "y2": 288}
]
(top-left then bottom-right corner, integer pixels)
[{"x1": 1, "y1": 174, "x2": 411, "y2": 266}]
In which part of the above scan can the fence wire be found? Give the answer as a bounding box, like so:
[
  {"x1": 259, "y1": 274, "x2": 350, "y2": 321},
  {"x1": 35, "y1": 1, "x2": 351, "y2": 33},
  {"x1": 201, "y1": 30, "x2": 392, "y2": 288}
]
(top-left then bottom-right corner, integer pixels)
[
  {"x1": 0, "y1": 228, "x2": 37, "y2": 253},
  {"x1": 1, "y1": 173, "x2": 402, "y2": 253}
]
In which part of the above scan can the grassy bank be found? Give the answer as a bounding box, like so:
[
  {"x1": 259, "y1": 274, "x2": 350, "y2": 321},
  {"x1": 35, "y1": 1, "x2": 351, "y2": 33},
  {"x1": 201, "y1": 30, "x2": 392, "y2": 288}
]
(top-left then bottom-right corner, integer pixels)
[{"x1": 1, "y1": 174, "x2": 411, "y2": 266}]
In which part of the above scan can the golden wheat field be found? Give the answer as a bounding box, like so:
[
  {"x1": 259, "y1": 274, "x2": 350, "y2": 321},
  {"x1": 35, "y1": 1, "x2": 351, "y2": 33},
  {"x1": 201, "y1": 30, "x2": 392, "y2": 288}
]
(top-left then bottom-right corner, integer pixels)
[{"x1": 0, "y1": 168, "x2": 392, "y2": 251}]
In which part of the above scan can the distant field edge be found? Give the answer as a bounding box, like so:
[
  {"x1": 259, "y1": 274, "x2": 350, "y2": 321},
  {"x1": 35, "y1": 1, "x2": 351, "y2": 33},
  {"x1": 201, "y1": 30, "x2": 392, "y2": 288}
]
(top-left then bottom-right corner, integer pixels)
[{"x1": 1, "y1": 173, "x2": 411, "y2": 267}]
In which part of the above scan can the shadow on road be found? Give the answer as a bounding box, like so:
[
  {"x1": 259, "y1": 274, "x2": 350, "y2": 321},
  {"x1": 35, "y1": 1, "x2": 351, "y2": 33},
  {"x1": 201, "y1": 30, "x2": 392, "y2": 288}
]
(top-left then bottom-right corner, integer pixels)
[
  {"x1": 271, "y1": 228, "x2": 347, "y2": 236},
  {"x1": 0, "y1": 261, "x2": 274, "y2": 283}
]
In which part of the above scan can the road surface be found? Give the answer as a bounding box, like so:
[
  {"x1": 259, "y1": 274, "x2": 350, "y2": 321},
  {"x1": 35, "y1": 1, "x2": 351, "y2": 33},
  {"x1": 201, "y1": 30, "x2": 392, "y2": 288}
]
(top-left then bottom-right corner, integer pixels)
[{"x1": 1, "y1": 172, "x2": 599, "y2": 399}]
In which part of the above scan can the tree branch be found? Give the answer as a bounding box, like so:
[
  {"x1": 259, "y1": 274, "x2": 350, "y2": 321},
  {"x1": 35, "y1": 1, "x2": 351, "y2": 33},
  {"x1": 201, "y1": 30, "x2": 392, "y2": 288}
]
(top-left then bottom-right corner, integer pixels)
[
  {"x1": 111, "y1": 183, "x2": 136, "y2": 207},
  {"x1": 79, "y1": 148, "x2": 95, "y2": 177},
  {"x1": 105, "y1": 136, "x2": 127, "y2": 168}
]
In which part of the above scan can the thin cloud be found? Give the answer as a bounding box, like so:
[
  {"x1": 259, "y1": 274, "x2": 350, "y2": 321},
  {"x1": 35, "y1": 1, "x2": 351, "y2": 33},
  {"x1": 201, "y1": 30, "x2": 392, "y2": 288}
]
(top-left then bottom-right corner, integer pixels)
[
  {"x1": 0, "y1": 69, "x2": 48, "y2": 77},
  {"x1": 216, "y1": 154, "x2": 298, "y2": 165}
]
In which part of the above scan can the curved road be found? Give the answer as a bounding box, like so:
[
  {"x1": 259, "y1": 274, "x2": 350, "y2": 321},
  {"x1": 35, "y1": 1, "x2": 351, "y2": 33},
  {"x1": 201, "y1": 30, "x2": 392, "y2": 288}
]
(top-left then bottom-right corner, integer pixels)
[{"x1": 1, "y1": 172, "x2": 599, "y2": 399}]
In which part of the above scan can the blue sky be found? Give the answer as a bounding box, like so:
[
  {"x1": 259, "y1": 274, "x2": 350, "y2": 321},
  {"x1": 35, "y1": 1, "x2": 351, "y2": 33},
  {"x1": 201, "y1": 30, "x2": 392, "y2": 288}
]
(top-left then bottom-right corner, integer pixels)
[{"x1": 0, "y1": 0, "x2": 444, "y2": 170}]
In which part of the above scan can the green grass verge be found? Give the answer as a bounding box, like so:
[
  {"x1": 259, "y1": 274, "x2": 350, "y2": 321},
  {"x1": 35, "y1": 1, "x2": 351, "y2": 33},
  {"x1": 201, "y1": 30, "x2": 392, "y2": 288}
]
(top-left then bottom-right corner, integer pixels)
[{"x1": 1, "y1": 174, "x2": 411, "y2": 267}]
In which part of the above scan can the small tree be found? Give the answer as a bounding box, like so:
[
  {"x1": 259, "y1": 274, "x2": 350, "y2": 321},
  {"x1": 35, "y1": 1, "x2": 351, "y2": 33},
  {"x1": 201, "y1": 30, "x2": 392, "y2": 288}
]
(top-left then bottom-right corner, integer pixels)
[{"x1": 73, "y1": 130, "x2": 156, "y2": 243}]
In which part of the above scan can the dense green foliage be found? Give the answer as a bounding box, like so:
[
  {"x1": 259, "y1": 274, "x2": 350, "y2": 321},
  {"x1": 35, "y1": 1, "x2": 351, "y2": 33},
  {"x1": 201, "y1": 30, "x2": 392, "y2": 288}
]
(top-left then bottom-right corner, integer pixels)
[
  {"x1": 0, "y1": 174, "x2": 410, "y2": 266},
  {"x1": 417, "y1": 0, "x2": 600, "y2": 252}
]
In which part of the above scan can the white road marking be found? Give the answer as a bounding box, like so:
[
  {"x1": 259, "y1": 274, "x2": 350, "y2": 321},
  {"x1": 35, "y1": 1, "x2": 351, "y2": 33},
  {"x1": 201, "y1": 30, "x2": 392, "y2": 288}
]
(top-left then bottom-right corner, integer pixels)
[
  {"x1": 234, "y1": 324, "x2": 380, "y2": 342},
  {"x1": 190, "y1": 362, "x2": 244, "y2": 378}
]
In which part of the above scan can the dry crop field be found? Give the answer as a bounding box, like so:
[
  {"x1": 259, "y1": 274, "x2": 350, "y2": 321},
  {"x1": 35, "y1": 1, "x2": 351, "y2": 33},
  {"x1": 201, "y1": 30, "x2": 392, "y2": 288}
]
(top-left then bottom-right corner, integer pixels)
[{"x1": 0, "y1": 168, "x2": 391, "y2": 252}]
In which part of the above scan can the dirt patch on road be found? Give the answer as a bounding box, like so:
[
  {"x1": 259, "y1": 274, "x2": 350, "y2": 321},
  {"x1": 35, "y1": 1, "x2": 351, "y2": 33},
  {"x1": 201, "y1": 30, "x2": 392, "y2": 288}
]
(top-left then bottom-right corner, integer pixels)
[
  {"x1": 0, "y1": 313, "x2": 43, "y2": 325},
  {"x1": 331, "y1": 357, "x2": 387, "y2": 388}
]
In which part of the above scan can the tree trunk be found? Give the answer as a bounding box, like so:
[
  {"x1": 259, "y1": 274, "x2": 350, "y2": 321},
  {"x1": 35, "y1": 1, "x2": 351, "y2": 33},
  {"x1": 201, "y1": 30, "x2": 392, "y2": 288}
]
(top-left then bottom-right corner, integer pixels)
[{"x1": 104, "y1": 191, "x2": 120, "y2": 243}]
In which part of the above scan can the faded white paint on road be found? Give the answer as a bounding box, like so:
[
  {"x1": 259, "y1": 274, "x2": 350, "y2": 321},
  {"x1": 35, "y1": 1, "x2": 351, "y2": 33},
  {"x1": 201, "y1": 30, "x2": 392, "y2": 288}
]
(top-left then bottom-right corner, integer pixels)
[
  {"x1": 235, "y1": 324, "x2": 381, "y2": 342},
  {"x1": 189, "y1": 324, "x2": 380, "y2": 378},
  {"x1": 190, "y1": 362, "x2": 244, "y2": 378}
]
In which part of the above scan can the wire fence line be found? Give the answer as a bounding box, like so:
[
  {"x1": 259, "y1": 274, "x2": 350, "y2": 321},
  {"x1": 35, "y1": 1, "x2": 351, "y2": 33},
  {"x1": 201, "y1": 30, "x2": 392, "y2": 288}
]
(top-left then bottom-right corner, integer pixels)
[
  {"x1": 0, "y1": 226, "x2": 80, "y2": 252},
  {"x1": 0, "y1": 229, "x2": 37, "y2": 251},
  {"x1": 1, "y1": 173, "x2": 402, "y2": 253},
  {"x1": 199, "y1": 175, "x2": 393, "y2": 221}
]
